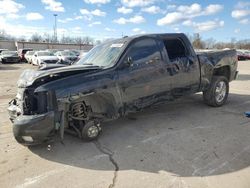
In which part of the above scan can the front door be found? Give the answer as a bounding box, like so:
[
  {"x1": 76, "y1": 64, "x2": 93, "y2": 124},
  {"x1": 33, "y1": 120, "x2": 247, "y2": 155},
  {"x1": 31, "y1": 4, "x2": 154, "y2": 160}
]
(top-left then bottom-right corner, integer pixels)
[{"x1": 117, "y1": 37, "x2": 167, "y2": 109}]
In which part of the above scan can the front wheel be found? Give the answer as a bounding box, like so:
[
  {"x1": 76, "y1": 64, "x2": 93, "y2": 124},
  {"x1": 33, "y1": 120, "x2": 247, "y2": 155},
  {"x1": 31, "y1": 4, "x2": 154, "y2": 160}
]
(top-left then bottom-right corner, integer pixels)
[
  {"x1": 81, "y1": 121, "x2": 101, "y2": 141},
  {"x1": 203, "y1": 76, "x2": 229, "y2": 107}
]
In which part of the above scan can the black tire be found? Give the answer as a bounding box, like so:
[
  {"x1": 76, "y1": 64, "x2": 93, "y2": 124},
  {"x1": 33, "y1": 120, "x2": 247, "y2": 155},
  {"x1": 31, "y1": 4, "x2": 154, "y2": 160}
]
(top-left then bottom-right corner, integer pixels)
[
  {"x1": 81, "y1": 121, "x2": 101, "y2": 141},
  {"x1": 203, "y1": 76, "x2": 229, "y2": 107}
]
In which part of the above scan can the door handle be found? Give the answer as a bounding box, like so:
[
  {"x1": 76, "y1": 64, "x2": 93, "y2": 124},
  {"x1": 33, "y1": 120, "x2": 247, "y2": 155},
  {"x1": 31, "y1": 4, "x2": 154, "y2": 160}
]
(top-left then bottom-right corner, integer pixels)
[
  {"x1": 174, "y1": 63, "x2": 180, "y2": 72},
  {"x1": 148, "y1": 57, "x2": 160, "y2": 64}
]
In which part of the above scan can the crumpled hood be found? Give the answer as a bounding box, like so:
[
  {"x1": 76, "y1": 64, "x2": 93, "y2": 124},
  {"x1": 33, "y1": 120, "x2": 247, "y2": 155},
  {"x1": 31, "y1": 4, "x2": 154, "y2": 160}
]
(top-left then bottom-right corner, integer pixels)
[{"x1": 17, "y1": 65, "x2": 101, "y2": 88}]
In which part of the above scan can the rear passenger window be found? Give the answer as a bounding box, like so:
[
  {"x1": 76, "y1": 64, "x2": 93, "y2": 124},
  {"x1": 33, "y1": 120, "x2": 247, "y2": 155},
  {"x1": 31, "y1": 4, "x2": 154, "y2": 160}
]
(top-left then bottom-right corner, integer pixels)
[
  {"x1": 163, "y1": 38, "x2": 189, "y2": 60},
  {"x1": 127, "y1": 38, "x2": 161, "y2": 64}
]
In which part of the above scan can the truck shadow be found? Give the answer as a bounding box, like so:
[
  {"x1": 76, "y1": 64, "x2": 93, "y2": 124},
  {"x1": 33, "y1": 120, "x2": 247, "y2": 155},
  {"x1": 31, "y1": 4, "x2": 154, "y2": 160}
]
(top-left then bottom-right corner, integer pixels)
[
  {"x1": 237, "y1": 74, "x2": 250, "y2": 81},
  {"x1": 0, "y1": 64, "x2": 21, "y2": 70},
  {"x1": 30, "y1": 93, "x2": 250, "y2": 177}
]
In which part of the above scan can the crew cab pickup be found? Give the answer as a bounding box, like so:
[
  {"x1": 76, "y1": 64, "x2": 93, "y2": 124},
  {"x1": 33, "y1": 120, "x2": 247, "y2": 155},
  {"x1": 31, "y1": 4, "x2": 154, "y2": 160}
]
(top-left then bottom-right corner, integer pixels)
[{"x1": 8, "y1": 33, "x2": 238, "y2": 145}]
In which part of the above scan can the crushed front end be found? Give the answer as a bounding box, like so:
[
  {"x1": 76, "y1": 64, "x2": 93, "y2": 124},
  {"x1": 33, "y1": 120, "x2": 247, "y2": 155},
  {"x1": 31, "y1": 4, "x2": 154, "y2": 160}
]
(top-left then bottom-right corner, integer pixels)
[{"x1": 8, "y1": 86, "x2": 57, "y2": 145}]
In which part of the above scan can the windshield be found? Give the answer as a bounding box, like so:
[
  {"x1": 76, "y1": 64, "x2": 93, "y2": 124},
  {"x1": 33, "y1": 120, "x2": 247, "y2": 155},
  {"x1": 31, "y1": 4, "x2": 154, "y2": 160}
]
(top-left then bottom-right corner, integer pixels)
[
  {"x1": 61, "y1": 51, "x2": 75, "y2": 56},
  {"x1": 37, "y1": 52, "x2": 54, "y2": 56},
  {"x1": 1, "y1": 51, "x2": 17, "y2": 55},
  {"x1": 76, "y1": 41, "x2": 125, "y2": 67},
  {"x1": 27, "y1": 51, "x2": 35, "y2": 55}
]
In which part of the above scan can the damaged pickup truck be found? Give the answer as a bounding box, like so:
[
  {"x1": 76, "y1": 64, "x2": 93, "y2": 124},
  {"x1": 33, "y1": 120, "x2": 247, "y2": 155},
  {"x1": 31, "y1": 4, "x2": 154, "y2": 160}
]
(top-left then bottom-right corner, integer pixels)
[{"x1": 8, "y1": 33, "x2": 238, "y2": 145}]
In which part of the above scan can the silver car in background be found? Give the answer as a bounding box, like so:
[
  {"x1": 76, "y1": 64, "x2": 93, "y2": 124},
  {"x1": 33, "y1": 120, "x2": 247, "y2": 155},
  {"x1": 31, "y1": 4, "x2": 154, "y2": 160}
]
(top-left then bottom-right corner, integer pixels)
[
  {"x1": 32, "y1": 51, "x2": 59, "y2": 66},
  {"x1": 55, "y1": 50, "x2": 78, "y2": 64},
  {"x1": 0, "y1": 51, "x2": 19, "y2": 63}
]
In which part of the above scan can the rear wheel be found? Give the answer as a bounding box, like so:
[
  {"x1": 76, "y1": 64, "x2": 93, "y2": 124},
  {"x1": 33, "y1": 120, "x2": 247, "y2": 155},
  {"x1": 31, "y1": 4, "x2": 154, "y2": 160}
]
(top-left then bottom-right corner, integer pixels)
[{"x1": 203, "y1": 76, "x2": 229, "y2": 107}]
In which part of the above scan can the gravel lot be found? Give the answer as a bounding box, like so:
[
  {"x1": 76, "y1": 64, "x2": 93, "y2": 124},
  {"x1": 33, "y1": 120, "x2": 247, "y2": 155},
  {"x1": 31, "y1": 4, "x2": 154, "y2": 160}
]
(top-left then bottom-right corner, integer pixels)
[{"x1": 0, "y1": 61, "x2": 250, "y2": 188}]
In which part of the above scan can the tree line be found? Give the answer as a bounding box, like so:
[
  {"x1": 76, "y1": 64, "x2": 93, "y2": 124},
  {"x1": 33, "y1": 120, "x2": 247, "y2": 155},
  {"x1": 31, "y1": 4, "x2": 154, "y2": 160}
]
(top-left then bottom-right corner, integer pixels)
[
  {"x1": 0, "y1": 30, "x2": 101, "y2": 45},
  {"x1": 188, "y1": 33, "x2": 250, "y2": 50},
  {"x1": 0, "y1": 29, "x2": 250, "y2": 49}
]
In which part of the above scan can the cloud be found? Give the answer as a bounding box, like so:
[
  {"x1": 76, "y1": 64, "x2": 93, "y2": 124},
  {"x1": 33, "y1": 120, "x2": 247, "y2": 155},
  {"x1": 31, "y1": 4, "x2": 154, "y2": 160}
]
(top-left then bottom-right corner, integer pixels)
[
  {"x1": 88, "y1": 21, "x2": 102, "y2": 27},
  {"x1": 167, "y1": 5, "x2": 176, "y2": 10},
  {"x1": 74, "y1": 15, "x2": 83, "y2": 20},
  {"x1": 26, "y1": 13, "x2": 44, "y2": 20},
  {"x1": 117, "y1": 6, "x2": 133, "y2": 14},
  {"x1": 239, "y1": 18, "x2": 249, "y2": 24},
  {"x1": 58, "y1": 15, "x2": 86, "y2": 23},
  {"x1": 177, "y1": 3, "x2": 202, "y2": 15},
  {"x1": 235, "y1": 1, "x2": 250, "y2": 9},
  {"x1": 234, "y1": 28, "x2": 240, "y2": 33},
  {"x1": 41, "y1": 0, "x2": 65, "y2": 12},
  {"x1": 84, "y1": 0, "x2": 110, "y2": 4},
  {"x1": 0, "y1": 0, "x2": 24, "y2": 19},
  {"x1": 132, "y1": 28, "x2": 146, "y2": 34},
  {"x1": 232, "y1": 1, "x2": 250, "y2": 24},
  {"x1": 91, "y1": 9, "x2": 106, "y2": 16},
  {"x1": 0, "y1": 16, "x2": 49, "y2": 38},
  {"x1": 157, "y1": 12, "x2": 185, "y2": 25},
  {"x1": 187, "y1": 20, "x2": 225, "y2": 32},
  {"x1": 231, "y1": 9, "x2": 250, "y2": 19},
  {"x1": 105, "y1": 27, "x2": 115, "y2": 32},
  {"x1": 141, "y1": 6, "x2": 162, "y2": 14},
  {"x1": 157, "y1": 3, "x2": 223, "y2": 26},
  {"x1": 204, "y1": 4, "x2": 223, "y2": 15},
  {"x1": 121, "y1": 0, "x2": 155, "y2": 7},
  {"x1": 58, "y1": 17, "x2": 73, "y2": 23},
  {"x1": 174, "y1": 27, "x2": 180, "y2": 32},
  {"x1": 80, "y1": 8, "x2": 106, "y2": 17},
  {"x1": 114, "y1": 15, "x2": 145, "y2": 24},
  {"x1": 0, "y1": 0, "x2": 24, "y2": 14}
]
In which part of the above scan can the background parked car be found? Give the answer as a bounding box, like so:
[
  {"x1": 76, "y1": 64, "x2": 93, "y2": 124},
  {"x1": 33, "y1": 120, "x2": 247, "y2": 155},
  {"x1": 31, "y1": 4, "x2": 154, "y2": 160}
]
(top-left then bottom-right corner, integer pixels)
[
  {"x1": 0, "y1": 49, "x2": 8, "y2": 53},
  {"x1": 55, "y1": 50, "x2": 78, "y2": 64},
  {"x1": 24, "y1": 51, "x2": 35, "y2": 64},
  {"x1": 0, "y1": 51, "x2": 19, "y2": 63},
  {"x1": 18, "y1": 48, "x2": 33, "y2": 62},
  {"x1": 32, "y1": 51, "x2": 59, "y2": 66},
  {"x1": 45, "y1": 49, "x2": 62, "y2": 55},
  {"x1": 237, "y1": 51, "x2": 250, "y2": 60},
  {"x1": 70, "y1": 49, "x2": 80, "y2": 57}
]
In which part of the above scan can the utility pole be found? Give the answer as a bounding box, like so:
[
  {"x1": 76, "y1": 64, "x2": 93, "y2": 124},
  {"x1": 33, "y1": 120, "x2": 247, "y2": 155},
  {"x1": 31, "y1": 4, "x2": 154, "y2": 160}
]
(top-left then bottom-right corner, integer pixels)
[{"x1": 53, "y1": 14, "x2": 58, "y2": 43}]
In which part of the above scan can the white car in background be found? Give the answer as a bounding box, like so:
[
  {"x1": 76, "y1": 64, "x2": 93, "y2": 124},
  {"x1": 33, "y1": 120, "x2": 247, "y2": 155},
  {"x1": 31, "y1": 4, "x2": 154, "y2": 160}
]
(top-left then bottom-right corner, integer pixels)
[
  {"x1": 55, "y1": 50, "x2": 78, "y2": 64},
  {"x1": 24, "y1": 51, "x2": 35, "y2": 64},
  {"x1": 32, "y1": 51, "x2": 59, "y2": 66}
]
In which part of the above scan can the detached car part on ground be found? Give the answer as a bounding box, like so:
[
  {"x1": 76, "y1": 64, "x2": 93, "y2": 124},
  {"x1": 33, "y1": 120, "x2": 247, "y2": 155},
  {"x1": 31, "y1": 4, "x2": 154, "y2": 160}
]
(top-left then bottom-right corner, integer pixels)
[{"x1": 8, "y1": 33, "x2": 238, "y2": 145}]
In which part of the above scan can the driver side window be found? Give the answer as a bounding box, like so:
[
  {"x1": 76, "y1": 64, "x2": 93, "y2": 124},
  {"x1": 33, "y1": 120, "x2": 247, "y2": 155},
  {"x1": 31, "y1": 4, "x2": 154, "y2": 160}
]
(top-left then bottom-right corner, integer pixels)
[{"x1": 127, "y1": 38, "x2": 161, "y2": 65}]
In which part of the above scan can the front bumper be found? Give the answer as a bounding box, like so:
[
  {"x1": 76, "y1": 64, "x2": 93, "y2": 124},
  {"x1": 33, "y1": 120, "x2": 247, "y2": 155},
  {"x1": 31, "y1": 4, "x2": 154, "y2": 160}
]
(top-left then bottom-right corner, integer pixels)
[
  {"x1": 8, "y1": 99, "x2": 55, "y2": 145},
  {"x1": 2, "y1": 58, "x2": 19, "y2": 63}
]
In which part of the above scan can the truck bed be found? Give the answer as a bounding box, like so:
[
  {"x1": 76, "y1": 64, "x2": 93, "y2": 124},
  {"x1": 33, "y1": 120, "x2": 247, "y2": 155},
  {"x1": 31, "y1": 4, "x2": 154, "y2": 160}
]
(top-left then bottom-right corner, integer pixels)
[{"x1": 196, "y1": 49, "x2": 237, "y2": 66}]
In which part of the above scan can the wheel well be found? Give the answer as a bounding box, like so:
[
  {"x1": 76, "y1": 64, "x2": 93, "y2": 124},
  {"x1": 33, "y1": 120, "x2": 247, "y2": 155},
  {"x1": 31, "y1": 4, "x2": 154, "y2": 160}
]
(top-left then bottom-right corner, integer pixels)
[{"x1": 213, "y1": 66, "x2": 230, "y2": 80}]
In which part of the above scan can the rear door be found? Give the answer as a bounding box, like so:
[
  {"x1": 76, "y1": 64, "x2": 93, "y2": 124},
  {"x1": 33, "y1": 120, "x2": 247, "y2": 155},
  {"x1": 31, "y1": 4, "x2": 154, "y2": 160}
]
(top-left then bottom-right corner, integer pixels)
[
  {"x1": 117, "y1": 37, "x2": 169, "y2": 108},
  {"x1": 162, "y1": 37, "x2": 200, "y2": 94}
]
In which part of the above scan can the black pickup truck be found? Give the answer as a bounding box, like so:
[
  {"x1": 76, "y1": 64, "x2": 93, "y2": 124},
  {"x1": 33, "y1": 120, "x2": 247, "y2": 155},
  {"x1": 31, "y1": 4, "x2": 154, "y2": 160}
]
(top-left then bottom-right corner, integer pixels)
[{"x1": 8, "y1": 33, "x2": 238, "y2": 145}]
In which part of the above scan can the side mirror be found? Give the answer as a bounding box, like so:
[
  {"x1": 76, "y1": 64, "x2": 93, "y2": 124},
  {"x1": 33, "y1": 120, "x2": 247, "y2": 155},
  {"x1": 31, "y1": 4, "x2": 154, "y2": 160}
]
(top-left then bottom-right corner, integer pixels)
[
  {"x1": 34, "y1": 54, "x2": 37, "y2": 57},
  {"x1": 127, "y1": 56, "x2": 133, "y2": 65},
  {"x1": 119, "y1": 56, "x2": 133, "y2": 70}
]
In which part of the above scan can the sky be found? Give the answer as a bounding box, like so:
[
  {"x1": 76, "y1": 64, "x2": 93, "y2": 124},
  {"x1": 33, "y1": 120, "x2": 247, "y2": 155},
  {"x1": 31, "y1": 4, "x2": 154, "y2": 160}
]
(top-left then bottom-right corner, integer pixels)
[{"x1": 0, "y1": 0, "x2": 249, "y2": 42}]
